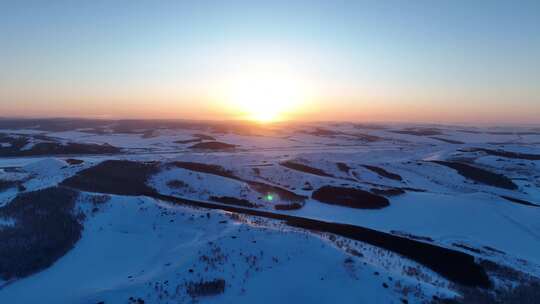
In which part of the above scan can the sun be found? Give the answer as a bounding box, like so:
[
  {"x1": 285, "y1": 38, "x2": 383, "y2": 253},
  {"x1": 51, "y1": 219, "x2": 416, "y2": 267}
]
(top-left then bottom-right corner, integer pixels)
[{"x1": 222, "y1": 63, "x2": 311, "y2": 122}]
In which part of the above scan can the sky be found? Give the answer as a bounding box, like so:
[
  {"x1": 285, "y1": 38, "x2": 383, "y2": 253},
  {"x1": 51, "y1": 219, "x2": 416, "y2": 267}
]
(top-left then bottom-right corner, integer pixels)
[{"x1": 1, "y1": 0, "x2": 539, "y2": 124}]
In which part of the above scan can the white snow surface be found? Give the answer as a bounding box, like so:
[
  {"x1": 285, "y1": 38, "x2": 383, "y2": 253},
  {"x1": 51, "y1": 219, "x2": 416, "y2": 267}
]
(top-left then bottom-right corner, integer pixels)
[{"x1": 1, "y1": 122, "x2": 540, "y2": 303}]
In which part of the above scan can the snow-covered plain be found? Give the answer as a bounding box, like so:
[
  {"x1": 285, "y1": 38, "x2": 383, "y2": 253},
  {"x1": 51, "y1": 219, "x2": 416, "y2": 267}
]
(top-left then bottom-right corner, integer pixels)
[{"x1": 1, "y1": 120, "x2": 539, "y2": 303}]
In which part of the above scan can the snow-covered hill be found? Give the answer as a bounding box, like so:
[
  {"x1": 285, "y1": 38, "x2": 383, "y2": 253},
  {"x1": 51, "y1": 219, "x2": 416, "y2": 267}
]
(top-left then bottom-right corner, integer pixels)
[{"x1": 1, "y1": 120, "x2": 539, "y2": 303}]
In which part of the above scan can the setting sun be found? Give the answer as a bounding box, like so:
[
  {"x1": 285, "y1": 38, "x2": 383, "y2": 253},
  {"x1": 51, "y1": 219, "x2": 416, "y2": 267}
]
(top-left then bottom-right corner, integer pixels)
[{"x1": 222, "y1": 63, "x2": 312, "y2": 122}]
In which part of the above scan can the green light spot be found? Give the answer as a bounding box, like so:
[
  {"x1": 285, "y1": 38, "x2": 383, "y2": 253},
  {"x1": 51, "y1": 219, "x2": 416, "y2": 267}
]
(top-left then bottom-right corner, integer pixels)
[{"x1": 266, "y1": 194, "x2": 273, "y2": 201}]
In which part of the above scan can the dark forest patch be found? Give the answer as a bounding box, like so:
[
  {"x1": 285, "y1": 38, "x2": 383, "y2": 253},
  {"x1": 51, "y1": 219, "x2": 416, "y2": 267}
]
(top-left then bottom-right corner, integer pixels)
[
  {"x1": 210, "y1": 196, "x2": 256, "y2": 208},
  {"x1": 186, "y1": 279, "x2": 225, "y2": 298},
  {"x1": 390, "y1": 231, "x2": 434, "y2": 242},
  {"x1": 302, "y1": 182, "x2": 314, "y2": 191},
  {"x1": 62, "y1": 160, "x2": 159, "y2": 196},
  {"x1": 174, "y1": 139, "x2": 201, "y2": 144},
  {"x1": 482, "y1": 246, "x2": 505, "y2": 255},
  {"x1": 65, "y1": 158, "x2": 84, "y2": 165},
  {"x1": 431, "y1": 161, "x2": 517, "y2": 190},
  {"x1": 274, "y1": 202, "x2": 304, "y2": 210},
  {"x1": 351, "y1": 133, "x2": 382, "y2": 142},
  {"x1": 303, "y1": 128, "x2": 381, "y2": 142},
  {"x1": 431, "y1": 137, "x2": 464, "y2": 144},
  {"x1": 390, "y1": 128, "x2": 443, "y2": 136},
  {"x1": 362, "y1": 165, "x2": 403, "y2": 181},
  {"x1": 312, "y1": 186, "x2": 389, "y2": 209},
  {"x1": 437, "y1": 261, "x2": 540, "y2": 304},
  {"x1": 371, "y1": 188, "x2": 406, "y2": 196},
  {"x1": 464, "y1": 148, "x2": 540, "y2": 161},
  {"x1": 455, "y1": 129, "x2": 482, "y2": 134},
  {"x1": 336, "y1": 162, "x2": 352, "y2": 173},
  {"x1": 401, "y1": 187, "x2": 427, "y2": 192},
  {"x1": 0, "y1": 187, "x2": 81, "y2": 280},
  {"x1": 304, "y1": 128, "x2": 341, "y2": 136},
  {"x1": 0, "y1": 118, "x2": 109, "y2": 132},
  {"x1": 486, "y1": 131, "x2": 540, "y2": 136},
  {"x1": 0, "y1": 180, "x2": 19, "y2": 192},
  {"x1": 0, "y1": 141, "x2": 120, "y2": 157},
  {"x1": 188, "y1": 141, "x2": 236, "y2": 150},
  {"x1": 280, "y1": 161, "x2": 334, "y2": 177},
  {"x1": 353, "y1": 124, "x2": 387, "y2": 130},
  {"x1": 167, "y1": 180, "x2": 189, "y2": 189},
  {"x1": 500, "y1": 196, "x2": 539, "y2": 207},
  {"x1": 29, "y1": 142, "x2": 119, "y2": 155},
  {"x1": 453, "y1": 243, "x2": 484, "y2": 254}
]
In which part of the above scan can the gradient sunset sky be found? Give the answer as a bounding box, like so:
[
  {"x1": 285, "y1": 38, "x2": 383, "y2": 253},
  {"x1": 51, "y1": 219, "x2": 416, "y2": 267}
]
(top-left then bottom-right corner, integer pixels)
[{"x1": 1, "y1": 0, "x2": 539, "y2": 123}]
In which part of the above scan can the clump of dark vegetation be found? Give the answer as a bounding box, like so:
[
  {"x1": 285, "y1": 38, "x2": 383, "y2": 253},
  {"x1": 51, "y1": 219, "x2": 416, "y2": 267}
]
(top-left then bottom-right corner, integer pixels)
[
  {"x1": 186, "y1": 279, "x2": 225, "y2": 297},
  {"x1": 464, "y1": 148, "x2": 540, "y2": 161},
  {"x1": 353, "y1": 123, "x2": 387, "y2": 130},
  {"x1": 430, "y1": 137, "x2": 464, "y2": 144},
  {"x1": 362, "y1": 165, "x2": 403, "y2": 181},
  {"x1": 64, "y1": 158, "x2": 84, "y2": 165},
  {"x1": 0, "y1": 180, "x2": 19, "y2": 192},
  {"x1": 167, "y1": 180, "x2": 189, "y2": 189},
  {"x1": 391, "y1": 128, "x2": 443, "y2": 136},
  {"x1": 452, "y1": 243, "x2": 484, "y2": 254},
  {"x1": 62, "y1": 160, "x2": 160, "y2": 196},
  {"x1": 0, "y1": 118, "x2": 111, "y2": 132},
  {"x1": 87, "y1": 194, "x2": 111, "y2": 205},
  {"x1": 174, "y1": 139, "x2": 201, "y2": 144},
  {"x1": 0, "y1": 136, "x2": 121, "y2": 156},
  {"x1": 303, "y1": 128, "x2": 381, "y2": 142},
  {"x1": 482, "y1": 246, "x2": 505, "y2": 255},
  {"x1": 371, "y1": 188, "x2": 406, "y2": 196},
  {"x1": 0, "y1": 187, "x2": 81, "y2": 280},
  {"x1": 434, "y1": 261, "x2": 540, "y2": 304},
  {"x1": 400, "y1": 187, "x2": 427, "y2": 192},
  {"x1": 312, "y1": 186, "x2": 390, "y2": 209},
  {"x1": 486, "y1": 131, "x2": 540, "y2": 136},
  {"x1": 301, "y1": 182, "x2": 314, "y2": 191},
  {"x1": 210, "y1": 196, "x2": 256, "y2": 208},
  {"x1": 305, "y1": 128, "x2": 341, "y2": 136},
  {"x1": 456, "y1": 129, "x2": 482, "y2": 134},
  {"x1": 128, "y1": 297, "x2": 145, "y2": 304},
  {"x1": 274, "y1": 202, "x2": 304, "y2": 210},
  {"x1": 349, "y1": 133, "x2": 382, "y2": 142},
  {"x1": 390, "y1": 230, "x2": 434, "y2": 242},
  {"x1": 188, "y1": 141, "x2": 236, "y2": 150},
  {"x1": 431, "y1": 161, "x2": 517, "y2": 190},
  {"x1": 500, "y1": 196, "x2": 539, "y2": 207},
  {"x1": 38, "y1": 142, "x2": 120, "y2": 156},
  {"x1": 280, "y1": 161, "x2": 334, "y2": 177},
  {"x1": 336, "y1": 162, "x2": 352, "y2": 173}
]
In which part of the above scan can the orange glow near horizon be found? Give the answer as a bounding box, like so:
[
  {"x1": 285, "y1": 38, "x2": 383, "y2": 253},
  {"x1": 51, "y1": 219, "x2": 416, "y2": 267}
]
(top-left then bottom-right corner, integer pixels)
[{"x1": 216, "y1": 61, "x2": 314, "y2": 123}]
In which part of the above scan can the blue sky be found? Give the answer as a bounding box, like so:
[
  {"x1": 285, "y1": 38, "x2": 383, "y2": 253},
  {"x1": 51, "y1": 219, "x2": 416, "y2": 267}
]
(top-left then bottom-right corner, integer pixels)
[{"x1": 1, "y1": 0, "x2": 539, "y2": 123}]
